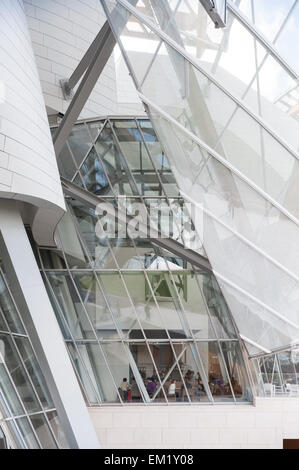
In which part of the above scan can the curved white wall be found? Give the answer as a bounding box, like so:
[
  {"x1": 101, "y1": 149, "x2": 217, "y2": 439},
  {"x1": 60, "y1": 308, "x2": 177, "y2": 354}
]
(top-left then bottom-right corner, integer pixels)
[
  {"x1": 0, "y1": 0, "x2": 65, "y2": 246},
  {"x1": 23, "y1": 0, "x2": 118, "y2": 119}
]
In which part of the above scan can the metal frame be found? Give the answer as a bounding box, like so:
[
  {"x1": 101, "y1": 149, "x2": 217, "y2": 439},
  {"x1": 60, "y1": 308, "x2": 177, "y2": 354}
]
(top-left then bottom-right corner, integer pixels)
[
  {"x1": 227, "y1": 0, "x2": 299, "y2": 81},
  {"x1": 41, "y1": 116, "x2": 253, "y2": 406},
  {"x1": 199, "y1": 0, "x2": 227, "y2": 28},
  {"x1": 100, "y1": 0, "x2": 299, "y2": 358},
  {"x1": 59, "y1": 114, "x2": 299, "y2": 362},
  {"x1": 115, "y1": 0, "x2": 299, "y2": 163},
  {"x1": 0, "y1": 266, "x2": 62, "y2": 449}
]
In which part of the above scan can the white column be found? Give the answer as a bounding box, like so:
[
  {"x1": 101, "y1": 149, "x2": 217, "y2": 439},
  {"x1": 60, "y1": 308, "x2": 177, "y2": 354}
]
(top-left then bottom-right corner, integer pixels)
[{"x1": 0, "y1": 200, "x2": 100, "y2": 449}]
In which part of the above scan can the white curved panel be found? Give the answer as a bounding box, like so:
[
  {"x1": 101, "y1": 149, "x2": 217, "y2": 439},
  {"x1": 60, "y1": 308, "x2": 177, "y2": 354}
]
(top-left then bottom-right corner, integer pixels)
[{"x1": 0, "y1": 0, "x2": 65, "y2": 246}]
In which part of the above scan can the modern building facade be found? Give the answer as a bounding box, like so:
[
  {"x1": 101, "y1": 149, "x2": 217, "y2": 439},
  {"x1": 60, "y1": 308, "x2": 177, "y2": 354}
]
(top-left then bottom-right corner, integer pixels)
[{"x1": 0, "y1": 0, "x2": 299, "y2": 449}]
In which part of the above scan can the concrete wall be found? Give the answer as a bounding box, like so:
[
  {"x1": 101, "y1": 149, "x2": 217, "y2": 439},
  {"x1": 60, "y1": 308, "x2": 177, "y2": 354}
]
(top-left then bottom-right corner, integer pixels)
[
  {"x1": 89, "y1": 398, "x2": 299, "y2": 449},
  {"x1": 23, "y1": 0, "x2": 118, "y2": 118},
  {"x1": 0, "y1": 0, "x2": 65, "y2": 246}
]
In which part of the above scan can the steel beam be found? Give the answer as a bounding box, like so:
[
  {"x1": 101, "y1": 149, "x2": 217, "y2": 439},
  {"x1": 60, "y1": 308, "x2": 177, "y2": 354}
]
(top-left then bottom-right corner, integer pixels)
[
  {"x1": 53, "y1": 21, "x2": 116, "y2": 157},
  {"x1": 61, "y1": 177, "x2": 212, "y2": 272}
]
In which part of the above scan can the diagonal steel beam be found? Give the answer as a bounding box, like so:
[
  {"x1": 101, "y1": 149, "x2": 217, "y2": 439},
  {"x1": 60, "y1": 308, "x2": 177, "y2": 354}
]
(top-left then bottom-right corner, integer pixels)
[
  {"x1": 53, "y1": 21, "x2": 116, "y2": 157},
  {"x1": 61, "y1": 177, "x2": 212, "y2": 272},
  {"x1": 62, "y1": 25, "x2": 112, "y2": 98}
]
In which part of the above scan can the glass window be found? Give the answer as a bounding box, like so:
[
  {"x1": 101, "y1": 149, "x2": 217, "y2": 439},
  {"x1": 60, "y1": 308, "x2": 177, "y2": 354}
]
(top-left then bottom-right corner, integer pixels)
[
  {"x1": 47, "y1": 273, "x2": 96, "y2": 340},
  {"x1": 16, "y1": 417, "x2": 40, "y2": 449},
  {"x1": 75, "y1": 342, "x2": 122, "y2": 404},
  {"x1": 130, "y1": 342, "x2": 167, "y2": 403},
  {"x1": 14, "y1": 337, "x2": 54, "y2": 410},
  {"x1": 68, "y1": 199, "x2": 118, "y2": 269},
  {"x1": 0, "y1": 360, "x2": 24, "y2": 416},
  {"x1": 0, "y1": 273, "x2": 25, "y2": 334},
  {"x1": 221, "y1": 341, "x2": 252, "y2": 401},
  {"x1": 57, "y1": 142, "x2": 77, "y2": 180},
  {"x1": 196, "y1": 341, "x2": 234, "y2": 402},
  {"x1": 122, "y1": 272, "x2": 168, "y2": 339},
  {"x1": 171, "y1": 273, "x2": 217, "y2": 339},
  {"x1": 80, "y1": 148, "x2": 111, "y2": 196},
  {"x1": 73, "y1": 272, "x2": 120, "y2": 340},
  {"x1": 101, "y1": 342, "x2": 145, "y2": 403},
  {"x1": 47, "y1": 411, "x2": 69, "y2": 449},
  {"x1": 30, "y1": 414, "x2": 57, "y2": 449},
  {"x1": 99, "y1": 273, "x2": 145, "y2": 339},
  {"x1": 67, "y1": 342, "x2": 101, "y2": 405},
  {"x1": 67, "y1": 123, "x2": 93, "y2": 168},
  {"x1": 95, "y1": 124, "x2": 139, "y2": 196},
  {"x1": 0, "y1": 335, "x2": 41, "y2": 414}
]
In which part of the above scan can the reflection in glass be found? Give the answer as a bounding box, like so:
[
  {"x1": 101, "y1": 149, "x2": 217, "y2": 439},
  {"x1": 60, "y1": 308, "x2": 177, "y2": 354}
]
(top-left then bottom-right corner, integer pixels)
[
  {"x1": 47, "y1": 273, "x2": 96, "y2": 340},
  {"x1": 0, "y1": 272, "x2": 25, "y2": 334},
  {"x1": 30, "y1": 414, "x2": 57, "y2": 449},
  {"x1": 0, "y1": 335, "x2": 41, "y2": 414},
  {"x1": 16, "y1": 417, "x2": 39, "y2": 449}
]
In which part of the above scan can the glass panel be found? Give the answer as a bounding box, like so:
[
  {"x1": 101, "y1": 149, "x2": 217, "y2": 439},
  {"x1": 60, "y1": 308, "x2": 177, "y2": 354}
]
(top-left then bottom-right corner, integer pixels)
[
  {"x1": 0, "y1": 307, "x2": 8, "y2": 332},
  {"x1": 275, "y1": 1, "x2": 299, "y2": 74},
  {"x1": 0, "y1": 358, "x2": 24, "y2": 416},
  {"x1": 95, "y1": 123, "x2": 139, "y2": 196},
  {"x1": 73, "y1": 173, "x2": 84, "y2": 188},
  {"x1": 16, "y1": 417, "x2": 39, "y2": 449},
  {"x1": 47, "y1": 411, "x2": 69, "y2": 449},
  {"x1": 199, "y1": 272, "x2": 237, "y2": 339},
  {"x1": 67, "y1": 123, "x2": 93, "y2": 167},
  {"x1": 145, "y1": 271, "x2": 187, "y2": 339},
  {"x1": 47, "y1": 273, "x2": 96, "y2": 340},
  {"x1": 150, "y1": 115, "x2": 299, "y2": 350},
  {"x1": 3, "y1": 420, "x2": 24, "y2": 449},
  {"x1": 14, "y1": 337, "x2": 54, "y2": 410},
  {"x1": 278, "y1": 352, "x2": 297, "y2": 385},
  {"x1": 80, "y1": 148, "x2": 111, "y2": 196},
  {"x1": 237, "y1": 0, "x2": 295, "y2": 42},
  {"x1": 42, "y1": 274, "x2": 72, "y2": 341},
  {"x1": 78, "y1": 343, "x2": 122, "y2": 403},
  {"x1": 0, "y1": 335, "x2": 41, "y2": 413},
  {"x1": 122, "y1": 272, "x2": 168, "y2": 339},
  {"x1": 57, "y1": 142, "x2": 77, "y2": 180},
  {"x1": 109, "y1": 238, "x2": 142, "y2": 269},
  {"x1": 101, "y1": 342, "x2": 145, "y2": 403},
  {"x1": 67, "y1": 342, "x2": 100, "y2": 405},
  {"x1": 145, "y1": 342, "x2": 187, "y2": 402},
  {"x1": 221, "y1": 341, "x2": 252, "y2": 401},
  {"x1": 73, "y1": 272, "x2": 120, "y2": 340},
  {"x1": 30, "y1": 414, "x2": 57, "y2": 449},
  {"x1": 173, "y1": 342, "x2": 210, "y2": 403},
  {"x1": 99, "y1": 273, "x2": 145, "y2": 339},
  {"x1": 130, "y1": 342, "x2": 166, "y2": 402},
  {"x1": 112, "y1": 120, "x2": 162, "y2": 197},
  {"x1": 0, "y1": 272, "x2": 24, "y2": 334},
  {"x1": 197, "y1": 341, "x2": 234, "y2": 402},
  {"x1": 69, "y1": 199, "x2": 118, "y2": 269},
  {"x1": 171, "y1": 272, "x2": 217, "y2": 339},
  {"x1": 87, "y1": 120, "x2": 103, "y2": 142}
]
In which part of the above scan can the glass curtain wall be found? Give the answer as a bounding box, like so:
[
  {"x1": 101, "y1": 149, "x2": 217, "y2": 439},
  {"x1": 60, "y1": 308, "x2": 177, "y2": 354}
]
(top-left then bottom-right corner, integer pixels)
[
  {"x1": 254, "y1": 348, "x2": 299, "y2": 397},
  {"x1": 46, "y1": 117, "x2": 252, "y2": 405},
  {"x1": 100, "y1": 0, "x2": 299, "y2": 354},
  {"x1": 0, "y1": 262, "x2": 68, "y2": 449}
]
